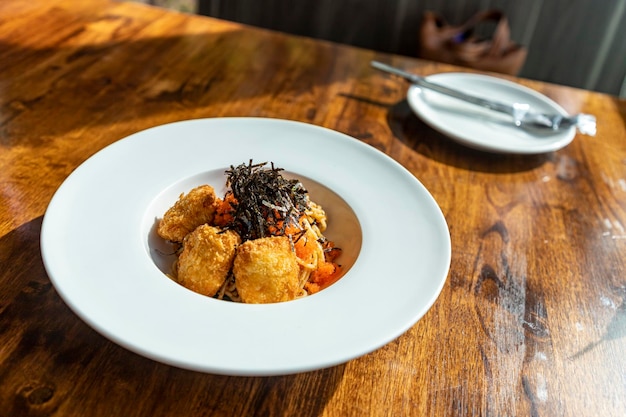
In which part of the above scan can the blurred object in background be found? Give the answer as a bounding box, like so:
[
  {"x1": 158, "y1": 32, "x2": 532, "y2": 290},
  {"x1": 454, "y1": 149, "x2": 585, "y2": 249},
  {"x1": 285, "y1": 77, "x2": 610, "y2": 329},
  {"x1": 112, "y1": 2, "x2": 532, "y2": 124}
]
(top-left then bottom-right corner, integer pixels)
[
  {"x1": 195, "y1": 0, "x2": 625, "y2": 97},
  {"x1": 128, "y1": 0, "x2": 624, "y2": 97},
  {"x1": 418, "y1": 9, "x2": 527, "y2": 76}
]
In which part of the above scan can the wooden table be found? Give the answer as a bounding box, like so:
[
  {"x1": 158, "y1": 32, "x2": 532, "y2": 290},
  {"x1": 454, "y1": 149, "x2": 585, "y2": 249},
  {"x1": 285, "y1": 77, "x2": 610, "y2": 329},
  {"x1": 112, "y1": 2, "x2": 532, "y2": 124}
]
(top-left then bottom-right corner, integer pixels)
[{"x1": 2, "y1": 1, "x2": 625, "y2": 415}]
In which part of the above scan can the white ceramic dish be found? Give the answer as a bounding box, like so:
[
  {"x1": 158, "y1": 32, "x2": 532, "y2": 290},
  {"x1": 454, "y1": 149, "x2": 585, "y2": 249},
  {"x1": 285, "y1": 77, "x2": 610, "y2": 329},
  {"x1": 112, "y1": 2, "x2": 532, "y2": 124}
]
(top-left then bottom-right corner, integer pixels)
[
  {"x1": 40, "y1": 117, "x2": 451, "y2": 376},
  {"x1": 407, "y1": 73, "x2": 576, "y2": 154}
]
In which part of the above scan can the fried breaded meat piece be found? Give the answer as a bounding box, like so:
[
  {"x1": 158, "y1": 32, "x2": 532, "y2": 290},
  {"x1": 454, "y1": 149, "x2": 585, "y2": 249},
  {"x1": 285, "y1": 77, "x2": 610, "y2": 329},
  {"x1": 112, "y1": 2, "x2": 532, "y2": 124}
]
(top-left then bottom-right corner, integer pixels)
[
  {"x1": 233, "y1": 236, "x2": 300, "y2": 304},
  {"x1": 157, "y1": 185, "x2": 218, "y2": 243},
  {"x1": 176, "y1": 225, "x2": 241, "y2": 296}
]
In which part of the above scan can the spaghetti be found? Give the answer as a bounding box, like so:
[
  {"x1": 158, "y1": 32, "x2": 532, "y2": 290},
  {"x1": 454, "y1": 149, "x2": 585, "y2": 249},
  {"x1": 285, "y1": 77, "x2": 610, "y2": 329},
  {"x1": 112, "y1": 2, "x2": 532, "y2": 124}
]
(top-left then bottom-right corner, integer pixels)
[{"x1": 157, "y1": 161, "x2": 342, "y2": 303}]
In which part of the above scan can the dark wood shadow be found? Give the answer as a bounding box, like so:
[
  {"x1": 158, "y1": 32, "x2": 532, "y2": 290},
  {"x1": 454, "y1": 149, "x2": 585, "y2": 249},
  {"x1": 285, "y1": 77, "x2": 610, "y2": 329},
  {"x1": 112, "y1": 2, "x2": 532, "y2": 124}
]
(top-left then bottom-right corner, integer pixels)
[
  {"x1": 0, "y1": 216, "x2": 345, "y2": 416},
  {"x1": 385, "y1": 98, "x2": 551, "y2": 173}
]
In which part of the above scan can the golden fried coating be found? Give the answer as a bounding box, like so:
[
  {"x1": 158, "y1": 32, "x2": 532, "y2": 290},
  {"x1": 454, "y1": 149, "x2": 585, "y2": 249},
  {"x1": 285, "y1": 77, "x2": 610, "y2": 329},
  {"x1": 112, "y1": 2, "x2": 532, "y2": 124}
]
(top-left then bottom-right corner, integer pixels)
[
  {"x1": 176, "y1": 225, "x2": 241, "y2": 297},
  {"x1": 157, "y1": 185, "x2": 218, "y2": 242},
  {"x1": 233, "y1": 236, "x2": 300, "y2": 304}
]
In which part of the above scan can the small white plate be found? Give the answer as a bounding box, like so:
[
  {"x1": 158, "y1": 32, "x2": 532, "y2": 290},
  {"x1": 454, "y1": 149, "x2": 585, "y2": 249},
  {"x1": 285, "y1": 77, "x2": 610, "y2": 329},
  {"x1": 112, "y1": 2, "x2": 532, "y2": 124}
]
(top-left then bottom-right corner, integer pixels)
[
  {"x1": 407, "y1": 73, "x2": 576, "y2": 154},
  {"x1": 41, "y1": 118, "x2": 451, "y2": 376}
]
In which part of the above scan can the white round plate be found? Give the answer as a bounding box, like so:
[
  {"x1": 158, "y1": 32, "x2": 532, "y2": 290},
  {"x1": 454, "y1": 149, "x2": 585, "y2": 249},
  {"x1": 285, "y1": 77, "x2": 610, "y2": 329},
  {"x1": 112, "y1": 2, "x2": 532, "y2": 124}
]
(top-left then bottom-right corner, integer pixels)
[
  {"x1": 41, "y1": 117, "x2": 451, "y2": 376},
  {"x1": 407, "y1": 73, "x2": 576, "y2": 154}
]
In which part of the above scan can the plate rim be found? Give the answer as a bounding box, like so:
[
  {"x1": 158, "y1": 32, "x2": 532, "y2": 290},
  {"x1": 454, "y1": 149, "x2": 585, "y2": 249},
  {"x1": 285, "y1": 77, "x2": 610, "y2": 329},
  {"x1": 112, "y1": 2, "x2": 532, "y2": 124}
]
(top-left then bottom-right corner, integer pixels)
[
  {"x1": 40, "y1": 117, "x2": 451, "y2": 376},
  {"x1": 407, "y1": 72, "x2": 576, "y2": 154}
]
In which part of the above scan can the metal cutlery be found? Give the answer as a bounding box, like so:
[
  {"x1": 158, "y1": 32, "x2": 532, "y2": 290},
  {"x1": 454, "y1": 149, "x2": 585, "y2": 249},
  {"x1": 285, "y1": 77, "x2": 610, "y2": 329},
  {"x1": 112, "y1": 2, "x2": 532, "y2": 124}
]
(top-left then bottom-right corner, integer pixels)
[{"x1": 371, "y1": 61, "x2": 596, "y2": 136}]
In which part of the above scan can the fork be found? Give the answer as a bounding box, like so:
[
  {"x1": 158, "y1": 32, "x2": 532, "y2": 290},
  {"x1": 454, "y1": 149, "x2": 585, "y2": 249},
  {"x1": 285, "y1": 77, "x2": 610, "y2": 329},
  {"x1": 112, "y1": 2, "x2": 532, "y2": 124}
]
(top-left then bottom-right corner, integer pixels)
[{"x1": 371, "y1": 61, "x2": 596, "y2": 136}]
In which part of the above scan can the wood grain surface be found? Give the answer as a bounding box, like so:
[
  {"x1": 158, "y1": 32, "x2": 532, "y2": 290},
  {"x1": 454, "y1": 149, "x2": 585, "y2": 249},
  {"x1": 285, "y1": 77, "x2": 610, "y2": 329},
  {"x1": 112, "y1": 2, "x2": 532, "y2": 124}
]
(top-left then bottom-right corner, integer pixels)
[{"x1": 1, "y1": 1, "x2": 625, "y2": 416}]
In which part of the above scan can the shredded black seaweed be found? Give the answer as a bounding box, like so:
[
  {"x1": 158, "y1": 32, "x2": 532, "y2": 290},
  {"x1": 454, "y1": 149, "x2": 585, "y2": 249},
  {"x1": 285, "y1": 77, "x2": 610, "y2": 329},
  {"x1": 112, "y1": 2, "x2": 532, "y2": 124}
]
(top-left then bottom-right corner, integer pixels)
[{"x1": 224, "y1": 160, "x2": 309, "y2": 241}]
